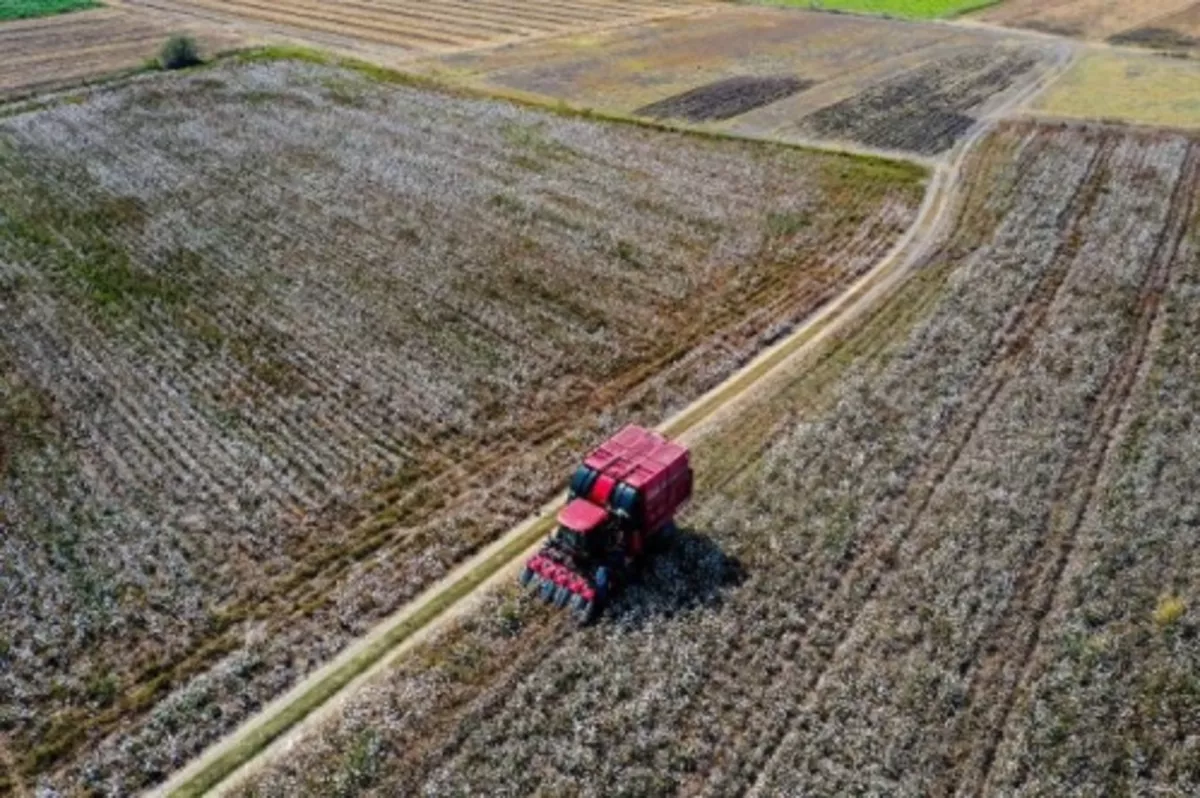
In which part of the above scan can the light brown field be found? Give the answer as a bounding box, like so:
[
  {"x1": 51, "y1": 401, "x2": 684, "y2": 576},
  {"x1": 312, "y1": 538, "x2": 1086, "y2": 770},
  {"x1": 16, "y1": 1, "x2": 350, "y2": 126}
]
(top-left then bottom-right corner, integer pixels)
[
  {"x1": 118, "y1": 0, "x2": 709, "y2": 58},
  {"x1": 230, "y1": 118, "x2": 1200, "y2": 798},
  {"x1": 0, "y1": 59, "x2": 925, "y2": 795},
  {"x1": 977, "y1": 0, "x2": 1200, "y2": 49},
  {"x1": 415, "y1": 5, "x2": 1059, "y2": 157},
  {"x1": 0, "y1": 7, "x2": 244, "y2": 103},
  {"x1": 1032, "y1": 49, "x2": 1200, "y2": 129}
]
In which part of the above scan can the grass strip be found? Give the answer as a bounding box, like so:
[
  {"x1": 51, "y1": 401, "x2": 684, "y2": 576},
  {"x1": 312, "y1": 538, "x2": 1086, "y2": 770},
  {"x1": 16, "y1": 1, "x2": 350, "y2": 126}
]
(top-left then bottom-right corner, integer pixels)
[
  {"x1": 0, "y1": 0, "x2": 100, "y2": 22},
  {"x1": 750, "y1": 0, "x2": 1002, "y2": 21}
]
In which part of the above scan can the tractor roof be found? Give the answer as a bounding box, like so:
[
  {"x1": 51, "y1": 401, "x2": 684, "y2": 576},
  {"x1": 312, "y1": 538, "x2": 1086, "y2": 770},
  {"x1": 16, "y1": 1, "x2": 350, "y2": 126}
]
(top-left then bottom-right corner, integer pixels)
[{"x1": 557, "y1": 498, "x2": 609, "y2": 533}]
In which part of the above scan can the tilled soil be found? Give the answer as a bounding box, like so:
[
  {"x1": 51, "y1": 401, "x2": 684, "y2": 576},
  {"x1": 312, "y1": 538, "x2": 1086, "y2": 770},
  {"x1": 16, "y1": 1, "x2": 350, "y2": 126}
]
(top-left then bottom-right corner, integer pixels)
[
  {"x1": 633, "y1": 75, "x2": 815, "y2": 122},
  {"x1": 120, "y1": 0, "x2": 703, "y2": 56},
  {"x1": 1109, "y1": 25, "x2": 1200, "y2": 52},
  {"x1": 976, "y1": 0, "x2": 1200, "y2": 42},
  {"x1": 798, "y1": 48, "x2": 1043, "y2": 155},
  {"x1": 0, "y1": 8, "x2": 243, "y2": 101}
]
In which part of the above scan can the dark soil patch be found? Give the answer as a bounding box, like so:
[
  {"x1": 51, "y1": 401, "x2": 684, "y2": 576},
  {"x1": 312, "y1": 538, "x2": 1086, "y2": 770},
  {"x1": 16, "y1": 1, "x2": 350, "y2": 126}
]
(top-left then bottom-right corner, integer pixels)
[
  {"x1": 1108, "y1": 26, "x2": 1199, "y2": 51},
  {"x1": 1017, "y1": 19, "x2": 1085, "y2": 38},
  {"x1": 798, "y1": 49, "x2": 1041, "y2": 155},
  {"x1": 634, "y1": 75, "x2": 815, "y2": 122}
]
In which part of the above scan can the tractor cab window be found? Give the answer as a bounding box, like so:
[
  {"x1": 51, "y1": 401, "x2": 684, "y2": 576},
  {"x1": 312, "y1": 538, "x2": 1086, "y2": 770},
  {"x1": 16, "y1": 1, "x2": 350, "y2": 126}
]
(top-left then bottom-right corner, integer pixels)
[{"x1": 555, "y1": 526, "x2": 588, "y2": 554}]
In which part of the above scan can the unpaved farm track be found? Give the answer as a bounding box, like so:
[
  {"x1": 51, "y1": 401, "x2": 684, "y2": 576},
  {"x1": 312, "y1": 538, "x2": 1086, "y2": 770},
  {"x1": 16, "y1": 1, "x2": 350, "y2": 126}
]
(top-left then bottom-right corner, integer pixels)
[
  {"x1": 0, "y1": 8, "x2": 243, "y2": 103},
  {"x1": 117, "y1": 0, "x2": 711, "y2": 58},
  {"x1": 158, "y1": 40, "x2": 1079, "y2": 798}
]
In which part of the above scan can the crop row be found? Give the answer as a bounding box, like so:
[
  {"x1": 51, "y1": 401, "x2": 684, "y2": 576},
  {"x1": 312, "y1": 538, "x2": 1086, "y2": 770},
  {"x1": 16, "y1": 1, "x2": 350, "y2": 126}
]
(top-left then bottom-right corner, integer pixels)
[
  {"x1": 0, "y1": 60, "x2": 923, "y2": 793},
  {"x1": 228, "y1": 120, "x2": 1200, "y2": 798},
  {"x1": 123, "y1": 0, "x2": 699, "y2": 53}
]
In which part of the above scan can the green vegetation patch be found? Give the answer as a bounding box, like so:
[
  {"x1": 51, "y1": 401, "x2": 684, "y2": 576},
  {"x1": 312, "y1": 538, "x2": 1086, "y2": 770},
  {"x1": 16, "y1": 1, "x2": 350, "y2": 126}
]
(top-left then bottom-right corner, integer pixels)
[
  {"x1": 756, "y1": 0, "x2": 1001, "y2": 20},
  {"x1": 0, "y1": 0, "x2": 100, "y2": 22}
]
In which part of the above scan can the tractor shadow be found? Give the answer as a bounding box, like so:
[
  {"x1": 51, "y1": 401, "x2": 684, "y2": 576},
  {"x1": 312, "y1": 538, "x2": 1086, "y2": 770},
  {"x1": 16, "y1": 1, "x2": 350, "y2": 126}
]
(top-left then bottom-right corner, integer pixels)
[{"x1": 605, "y1": 526, "x2": 746, "y2": 627}]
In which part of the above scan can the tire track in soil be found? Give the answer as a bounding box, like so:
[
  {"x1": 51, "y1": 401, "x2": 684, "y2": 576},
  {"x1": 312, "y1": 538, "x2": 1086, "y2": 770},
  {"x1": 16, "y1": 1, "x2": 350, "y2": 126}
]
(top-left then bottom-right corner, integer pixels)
[
  {"x1": 953, "y1": 141, "x2": 1200, "y2": 798},
  {"x1": 737, "y1": 132, "x2": 1118, "y2": 798}
]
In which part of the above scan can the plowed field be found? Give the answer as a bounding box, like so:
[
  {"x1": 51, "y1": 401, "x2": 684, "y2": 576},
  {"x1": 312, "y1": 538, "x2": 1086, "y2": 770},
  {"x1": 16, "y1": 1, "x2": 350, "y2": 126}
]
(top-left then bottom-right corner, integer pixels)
[
  {"x1": 0, "y1": 59, "x2": 925, "y2": 795},
  {"x1": 0, "y1": 7, "x2": 244, "y2": 103},
  {"x1": 416, "y1": 6, "x2": 1058, "y2": 157},
  {"x1": 978, "y1": 0, "x2": 1200, "y2": 52},
  {"x1": 231, "y1": 119, "x2": 1200, "y2": 798},
  {"x1": 120, "y1": 0, "x2": 708, "y2": 57}
]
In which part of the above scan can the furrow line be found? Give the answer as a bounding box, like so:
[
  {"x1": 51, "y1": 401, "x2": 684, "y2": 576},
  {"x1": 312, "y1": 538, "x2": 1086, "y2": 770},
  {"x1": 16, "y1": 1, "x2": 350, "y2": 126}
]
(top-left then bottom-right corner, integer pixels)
[
  {"x1": 965, "y1": 141, "x2": 1200, "y2": 798},
  {"x1": 740, "y1": 131, "x2": 1114, "y2": 798}
]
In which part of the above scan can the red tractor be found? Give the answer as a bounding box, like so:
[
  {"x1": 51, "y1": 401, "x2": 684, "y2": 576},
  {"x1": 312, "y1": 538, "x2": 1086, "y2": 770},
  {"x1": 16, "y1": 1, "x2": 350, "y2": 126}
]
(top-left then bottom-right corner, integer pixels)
[{"x1": 519, "y1": 425, "x2": 693, "y2": 623}]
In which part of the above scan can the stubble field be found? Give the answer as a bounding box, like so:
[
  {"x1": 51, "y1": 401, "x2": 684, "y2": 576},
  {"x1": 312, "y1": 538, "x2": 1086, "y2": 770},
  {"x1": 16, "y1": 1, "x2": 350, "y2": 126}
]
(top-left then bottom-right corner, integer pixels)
[
  {"x1": 978, "y1": 0, "x2": 1200, "y2": 52},
  {"x1": 417, "y1": 6, "x2": 1057, "y2": 157},
  {"x1": 118, "y1": 0, "x2": 706, "y2": 56},
  {"x1": 0, "y1": 8, "x2": 245, "y2": 103},
  {"x1": 231, "y1": 119, "x2": 1200, "y2": 798},
  {"x1": 0, "y1": 59, "x2": 925, "y2": 794},
  {"x1": 1031, "y1": 49, "x2": 1200, "y2": 130}
]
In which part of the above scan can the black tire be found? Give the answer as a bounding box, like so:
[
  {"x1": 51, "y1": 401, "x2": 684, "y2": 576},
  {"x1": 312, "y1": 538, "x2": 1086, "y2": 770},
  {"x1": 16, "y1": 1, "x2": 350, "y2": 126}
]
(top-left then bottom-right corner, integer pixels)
[{"x1": 574, "y1": 597, "x2": 596, "y2": 626}]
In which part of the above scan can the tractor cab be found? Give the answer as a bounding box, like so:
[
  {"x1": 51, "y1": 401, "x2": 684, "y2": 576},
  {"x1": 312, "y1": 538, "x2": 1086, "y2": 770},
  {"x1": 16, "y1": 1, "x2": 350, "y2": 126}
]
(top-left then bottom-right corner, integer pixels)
[{"x1": 554, "y1": 498, "x2": 611, "y2": 558}]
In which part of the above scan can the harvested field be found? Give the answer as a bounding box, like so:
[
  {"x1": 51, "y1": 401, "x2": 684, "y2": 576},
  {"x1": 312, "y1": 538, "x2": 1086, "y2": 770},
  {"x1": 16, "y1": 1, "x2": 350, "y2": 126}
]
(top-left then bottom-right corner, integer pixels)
[
  {"x1": 0, "y1": 7, "x2": 244, "y2": 103},
  {"x1": 416, "y1": 5, "x2": 1056, "y2": 157},
  {"x1": 797, "y1": 45, "x2": 1041, "y2": 154},
  {"x1": 977, "y1": 0, "x2": 1200, "y2": 48},
  {"x1": 120, "y1": 0, "x2": 707, "y2": 58},
  {"x1": 0, "y1": 59, "x2": 925, "y2": 794},
  {"x1": 633, "y1": 76, "x2": 814, "y2": 123},
  {"x1": 1032, "y1": 50, "x2": 1200, "y2": 129},
  {"x1": 1111, "y1": 2, "x2": 1200, "y2": 53},
  {"x1": 231, "y1": 119, "x2": 1200, "y2": 798}
]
